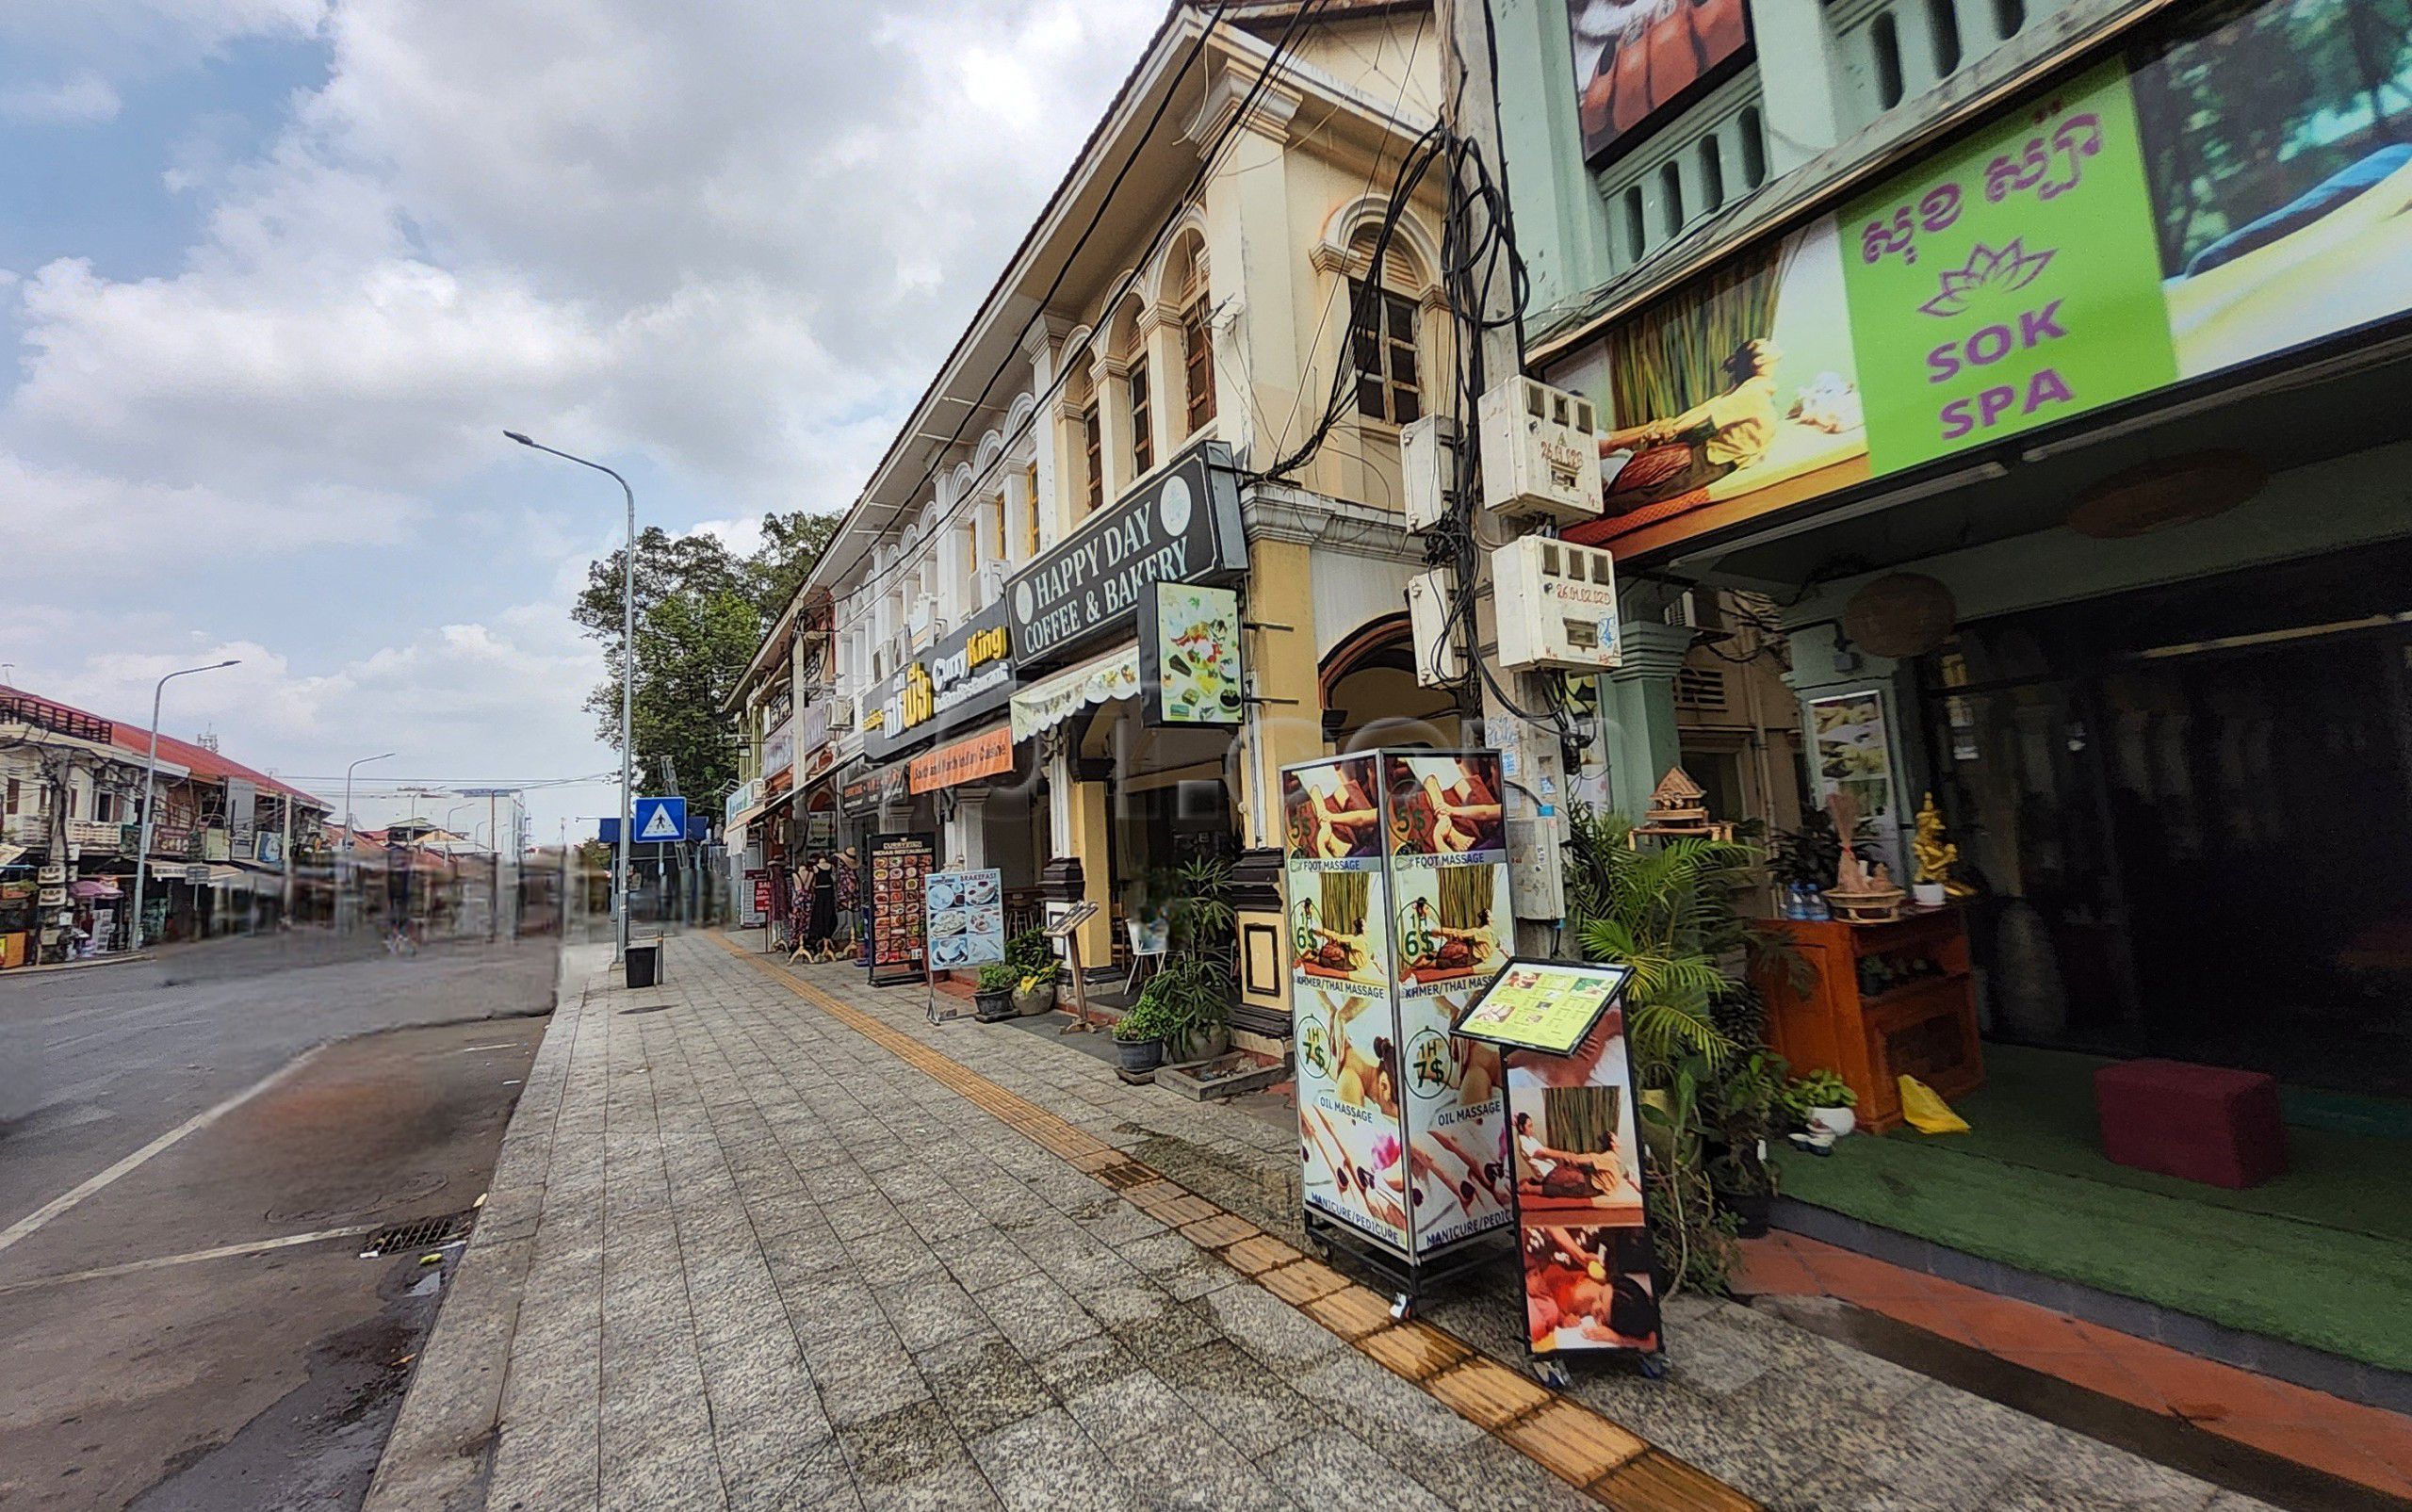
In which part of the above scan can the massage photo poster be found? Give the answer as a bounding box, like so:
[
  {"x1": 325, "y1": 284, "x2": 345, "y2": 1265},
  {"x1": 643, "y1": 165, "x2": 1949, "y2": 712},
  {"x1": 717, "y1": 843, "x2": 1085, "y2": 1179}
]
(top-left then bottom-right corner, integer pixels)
[
  {"x1": 1279, "y1": 751, "x2": 1513, "y2": 1260},
  {"x1": 1459, "y1": 962, "x2": 1661, "y2": 1360},
  {"x1": 1283, "y1": 754, "x2": 1406, "y2": 1253}
]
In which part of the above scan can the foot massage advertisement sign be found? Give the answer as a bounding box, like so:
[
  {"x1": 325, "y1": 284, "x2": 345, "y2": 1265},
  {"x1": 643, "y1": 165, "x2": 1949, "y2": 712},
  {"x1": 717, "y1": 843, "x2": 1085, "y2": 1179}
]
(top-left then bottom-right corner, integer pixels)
[
  {"x1": 1557, "y1": 0, "x2": 2412, "y2": 561},
  {"x1": 1280, "y1": 751, "x2": 1513, "y2": 1262},
  {"x1": 1454, "y1": 961, "x2": 1661, "y2": 1361}
]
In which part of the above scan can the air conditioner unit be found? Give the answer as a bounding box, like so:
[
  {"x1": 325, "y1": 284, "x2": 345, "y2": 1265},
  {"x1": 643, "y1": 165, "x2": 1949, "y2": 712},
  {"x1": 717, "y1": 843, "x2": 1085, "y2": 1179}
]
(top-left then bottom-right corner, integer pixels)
[
  {"x1": 1406, "y1": 570, "x2": 1463, "y2": 688},
  {"x1": 826, "y1": 693, "x2": 855, "y2": 731},
  {"x1": 977, "y1": 559, "x2": 1009, "y2": 604},
  {"x1": 1476, "y1": 376, "x2": 1604, "y2": 525},
  {"x1": 1400, "y1": 415, "x2": 1461, "y2": 533},
  {"x1": 1491, "y1": 535, "x2": 1622, "y2": 674}
]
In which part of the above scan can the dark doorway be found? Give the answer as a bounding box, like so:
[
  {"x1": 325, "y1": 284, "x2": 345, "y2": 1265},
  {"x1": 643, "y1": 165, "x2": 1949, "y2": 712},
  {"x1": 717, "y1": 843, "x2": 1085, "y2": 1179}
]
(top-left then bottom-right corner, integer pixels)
[{"x1": 1918, "y1": 543, "x2": 2412, "y2": 1097}]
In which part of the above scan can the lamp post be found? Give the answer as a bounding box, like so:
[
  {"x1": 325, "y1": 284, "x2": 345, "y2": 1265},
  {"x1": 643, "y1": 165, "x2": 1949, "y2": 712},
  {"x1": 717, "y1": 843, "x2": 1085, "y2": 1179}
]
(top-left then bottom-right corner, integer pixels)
[
  {"x1": 129, "y1": 659, "x2": 240, "y2": 953},
  {"x1": 339, "y1": 752, "x2": 395, "y2": 935},
  {"x1": 507, "y1": 430, "x2": 636, "y2": 963}
]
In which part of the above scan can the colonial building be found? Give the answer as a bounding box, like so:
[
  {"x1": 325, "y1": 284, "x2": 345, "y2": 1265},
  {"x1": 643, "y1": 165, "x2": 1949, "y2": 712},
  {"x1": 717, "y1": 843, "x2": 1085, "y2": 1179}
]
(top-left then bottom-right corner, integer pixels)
[
  {"x1": 731, "y1": 0, "x2": 1456, "y2": 1043},
  {"x1": 0, "y1": 685, "x2": 331, "y2": 961}
]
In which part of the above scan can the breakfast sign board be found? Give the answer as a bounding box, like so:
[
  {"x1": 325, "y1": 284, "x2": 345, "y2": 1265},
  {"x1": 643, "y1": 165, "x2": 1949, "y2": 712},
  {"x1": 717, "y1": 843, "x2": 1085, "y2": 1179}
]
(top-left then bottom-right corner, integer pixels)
[{"x1": 1280, "y1": 749, "x2": 1514, "y2": 1300}]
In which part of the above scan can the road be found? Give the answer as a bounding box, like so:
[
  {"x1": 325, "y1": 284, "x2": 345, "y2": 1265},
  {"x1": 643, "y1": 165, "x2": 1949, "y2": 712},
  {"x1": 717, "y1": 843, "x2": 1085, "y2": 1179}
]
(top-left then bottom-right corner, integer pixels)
[{"x1": 0, "y1": 934, "x2": 559, "y2": 1510}]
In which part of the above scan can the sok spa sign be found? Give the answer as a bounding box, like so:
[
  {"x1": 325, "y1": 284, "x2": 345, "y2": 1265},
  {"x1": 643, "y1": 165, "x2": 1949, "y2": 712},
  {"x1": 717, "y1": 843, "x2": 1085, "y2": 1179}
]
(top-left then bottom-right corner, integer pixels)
[{"x1": 1006, "y1": 439, "x2": 1246, "y2": 669}]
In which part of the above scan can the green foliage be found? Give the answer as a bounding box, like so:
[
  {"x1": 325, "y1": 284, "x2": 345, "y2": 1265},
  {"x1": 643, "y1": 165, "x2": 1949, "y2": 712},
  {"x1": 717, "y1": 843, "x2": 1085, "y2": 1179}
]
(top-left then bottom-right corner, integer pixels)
[
  {"x1": 1154, "y1": 854, "x2": 1236, "y2": 1042},
  {"x1": 1005, "y1": 929, "x2": 1057, "y2": 980},
  {"x1": 1112, "y1": 993, "x2": 1177, "y2": 1043},
  {"x1": 1782, "y1": 1069, "x2": 1857, "y2": 1126},
  {"x1": 975, "y1": 963, "x2": 1019, "y2": 993},
  {"x1": 1638, "y1": 1056, "x2": 1742, "y2": 1294},
  {"x1": 1561, "y1": 804, "x2": 1806, "y2": 1296},
  {"x1": 1703, "y1": 1048, "x2": 1788, "y2": 1198},
  {"x1": 571, "y1": 510, "x2": 840, "y2": 806}
]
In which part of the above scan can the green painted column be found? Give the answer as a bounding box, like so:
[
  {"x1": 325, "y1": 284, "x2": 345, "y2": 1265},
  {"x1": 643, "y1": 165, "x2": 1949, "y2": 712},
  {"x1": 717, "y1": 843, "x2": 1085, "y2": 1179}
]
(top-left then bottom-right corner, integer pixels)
[{"x1": 1598, "y1": 621, "x2": 1692, "y2": 821}]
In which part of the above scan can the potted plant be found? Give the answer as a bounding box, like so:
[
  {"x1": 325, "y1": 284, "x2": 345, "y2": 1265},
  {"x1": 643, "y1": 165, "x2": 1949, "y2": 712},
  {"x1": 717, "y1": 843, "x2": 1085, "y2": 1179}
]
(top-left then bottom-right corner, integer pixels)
[
  {"x1": 1154, "y1": 854, "x2": 1236, "y2": 1060},
  {"x1": 1010, "y1": 965, "x2": 1059, "y2": 1017},
  {"x1": 1111, "y1": 993, "x2": 1174, "y2": 1074},
  {"x1": 1782, "y1": 1069, "x2": 1859, "y2": 1148},
  {"x1": 974, "y1": 963, "x2": 1018, "y2": 1022},
  {"x1": 1703, "y1": 1049, "x2": 1785, "y2": 1238},
  {"x1": 1005, "y1": 930, "x2": 1059, "y2": 1016}
]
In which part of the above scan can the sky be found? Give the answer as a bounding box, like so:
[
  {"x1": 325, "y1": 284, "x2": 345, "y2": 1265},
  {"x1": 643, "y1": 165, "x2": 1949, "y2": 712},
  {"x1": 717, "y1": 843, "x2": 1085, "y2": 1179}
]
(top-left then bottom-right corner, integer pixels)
[{"x1": 0, "y1": 0, "x2": 1164, "y2": 843}]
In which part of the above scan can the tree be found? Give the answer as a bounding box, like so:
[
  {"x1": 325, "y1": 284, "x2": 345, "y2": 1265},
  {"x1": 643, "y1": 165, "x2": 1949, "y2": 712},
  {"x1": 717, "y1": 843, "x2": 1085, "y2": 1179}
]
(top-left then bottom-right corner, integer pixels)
[{"x1": 573, "y1": 509, "x2": 841, "y2": 805}]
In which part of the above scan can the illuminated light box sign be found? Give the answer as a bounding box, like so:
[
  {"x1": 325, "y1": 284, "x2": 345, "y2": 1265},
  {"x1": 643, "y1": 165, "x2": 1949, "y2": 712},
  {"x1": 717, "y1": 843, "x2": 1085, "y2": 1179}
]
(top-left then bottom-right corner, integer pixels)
[{"x1": 1560, "y1": 0, "x2": 2412, "y2": 561}]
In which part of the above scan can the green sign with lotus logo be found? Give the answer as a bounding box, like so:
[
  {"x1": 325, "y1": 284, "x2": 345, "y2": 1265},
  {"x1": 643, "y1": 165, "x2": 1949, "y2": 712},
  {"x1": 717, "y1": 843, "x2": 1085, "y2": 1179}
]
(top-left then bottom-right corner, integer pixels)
[{"x1": 1839, "y1": 62, "x2": 2177, "y2": 475}]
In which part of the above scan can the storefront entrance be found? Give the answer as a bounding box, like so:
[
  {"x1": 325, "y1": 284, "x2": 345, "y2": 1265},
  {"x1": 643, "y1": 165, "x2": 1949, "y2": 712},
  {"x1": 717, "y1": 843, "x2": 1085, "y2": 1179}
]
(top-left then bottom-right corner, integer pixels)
[{"x1": 1920, "y1": 543, "x2": 2412, "y2": 1097}]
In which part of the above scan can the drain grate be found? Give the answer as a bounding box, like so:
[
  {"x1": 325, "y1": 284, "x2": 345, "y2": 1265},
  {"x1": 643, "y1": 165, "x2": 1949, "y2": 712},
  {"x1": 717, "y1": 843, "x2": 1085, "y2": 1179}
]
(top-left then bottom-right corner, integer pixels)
[{"x1": 361, "y1": 1211, "x2": 473, "y2": 1258}]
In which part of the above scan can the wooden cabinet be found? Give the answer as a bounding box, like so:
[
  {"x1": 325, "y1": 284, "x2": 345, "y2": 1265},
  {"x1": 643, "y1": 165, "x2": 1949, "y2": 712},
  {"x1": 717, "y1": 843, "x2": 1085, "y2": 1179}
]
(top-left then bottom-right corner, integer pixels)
[{"x1": 1754, "y1": 907, "x2": 1984, "y2": 1133}]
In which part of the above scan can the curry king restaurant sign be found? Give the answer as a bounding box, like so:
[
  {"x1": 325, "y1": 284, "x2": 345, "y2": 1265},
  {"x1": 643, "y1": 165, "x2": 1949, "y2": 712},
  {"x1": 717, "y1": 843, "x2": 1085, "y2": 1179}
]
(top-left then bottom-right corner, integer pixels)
[
  {"x1": 860, "y1": 599, "x2": 1014, "y2": 762},
  {"x1": 860, "y1": 440, "x2": 1247, "y2": 763}
]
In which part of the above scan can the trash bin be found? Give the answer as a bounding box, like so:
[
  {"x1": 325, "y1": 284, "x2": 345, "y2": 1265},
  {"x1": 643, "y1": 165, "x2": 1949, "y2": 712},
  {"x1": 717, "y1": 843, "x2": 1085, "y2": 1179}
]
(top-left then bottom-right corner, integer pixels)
[{"x1": 625, "y1": 940, "x2": 661, "y2": 989}]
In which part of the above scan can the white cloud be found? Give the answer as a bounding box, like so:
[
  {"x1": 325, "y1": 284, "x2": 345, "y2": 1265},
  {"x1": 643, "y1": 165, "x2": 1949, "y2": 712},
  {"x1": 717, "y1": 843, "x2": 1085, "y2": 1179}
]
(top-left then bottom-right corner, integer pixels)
[
  {"x1": 3, "y1": 0, "x2": 1165, "y2": 835},
  {"x1": 0, "y1": 72, "x2": 123, "y2": 124}
]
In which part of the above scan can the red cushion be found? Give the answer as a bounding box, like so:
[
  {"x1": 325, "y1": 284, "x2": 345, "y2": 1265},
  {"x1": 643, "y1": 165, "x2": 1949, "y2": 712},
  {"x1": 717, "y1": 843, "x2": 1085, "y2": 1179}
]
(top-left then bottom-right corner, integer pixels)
[{"x1": 2095, "y1": 1060, "x2": 2288, "y2": 1190}]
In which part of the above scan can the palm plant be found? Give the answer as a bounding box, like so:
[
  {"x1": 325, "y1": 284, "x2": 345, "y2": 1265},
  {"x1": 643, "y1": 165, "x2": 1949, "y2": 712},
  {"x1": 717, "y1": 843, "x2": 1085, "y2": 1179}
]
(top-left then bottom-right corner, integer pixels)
[{"x1": 1563, "y1": 807, "x2": 1767, "y2": 1067}]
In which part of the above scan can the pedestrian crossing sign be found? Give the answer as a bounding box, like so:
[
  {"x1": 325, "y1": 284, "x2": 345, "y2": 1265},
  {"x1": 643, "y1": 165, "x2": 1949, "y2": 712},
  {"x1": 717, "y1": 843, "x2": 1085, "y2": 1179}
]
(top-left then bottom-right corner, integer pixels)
[{"x1": 633, "y1": 796, "x2": 687, "y2": 842}]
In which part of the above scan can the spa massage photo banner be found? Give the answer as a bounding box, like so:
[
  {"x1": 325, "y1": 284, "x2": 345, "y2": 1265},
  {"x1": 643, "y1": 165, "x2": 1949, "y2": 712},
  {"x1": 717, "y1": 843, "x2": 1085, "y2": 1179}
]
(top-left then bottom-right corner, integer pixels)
[
  {"x1": 1280, "y1": 753, "x2": 1515, "y2": 1260},
  {"x1": 1563, "y1": 0, "x2": 2412, "y2": 557}
]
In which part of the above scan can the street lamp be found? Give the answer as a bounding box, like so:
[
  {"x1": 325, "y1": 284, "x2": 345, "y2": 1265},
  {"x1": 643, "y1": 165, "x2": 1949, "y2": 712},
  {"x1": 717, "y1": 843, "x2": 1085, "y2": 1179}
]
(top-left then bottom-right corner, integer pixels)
[
  {"x1": 129, "y1": 659, "x2": 241, "y2": 953},
  {"x1": 507, "y1": 430, "x2": 636, "y2": 963},
  {"x1": 340, "y1": 752, "x2": 396, "y2": 935}
]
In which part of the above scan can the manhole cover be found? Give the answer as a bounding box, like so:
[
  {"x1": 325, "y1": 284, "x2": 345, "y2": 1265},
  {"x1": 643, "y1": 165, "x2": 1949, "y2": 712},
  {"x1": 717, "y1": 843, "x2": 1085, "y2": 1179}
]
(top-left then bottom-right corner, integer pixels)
[
  {"x1": 361, "y1": 1211, "x2": 473, "y2": 1257},
  {"x1": 619, "y1": 1003, "x2": 673, "y2": 1016}
]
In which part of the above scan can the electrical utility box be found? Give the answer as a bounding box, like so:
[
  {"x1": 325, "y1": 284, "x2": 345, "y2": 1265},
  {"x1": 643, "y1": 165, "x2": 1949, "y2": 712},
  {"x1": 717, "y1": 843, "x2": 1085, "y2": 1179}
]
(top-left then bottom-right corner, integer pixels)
[
  {"x1": 1491, "y1": 535, "x2": 1622, "y2": 674},
  {"x1": 1476, "y1": 377, "x2": 1604, "y2": 525},
  {"x1": 1406, "y1": 570, "x2": 1463, "y2": 688},
  {"x1": 1400, "y1": 415, "x2": 1460, "y2": 533}
]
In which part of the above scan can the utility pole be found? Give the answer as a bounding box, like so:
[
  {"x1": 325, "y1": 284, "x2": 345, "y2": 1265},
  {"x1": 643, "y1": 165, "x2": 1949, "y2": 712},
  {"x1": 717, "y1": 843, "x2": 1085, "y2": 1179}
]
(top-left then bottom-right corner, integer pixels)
[
  {"x1": 505, "y1": 431, "x2": 636, "y2": 964},
  {"x1": 129, "y1": 658, "x2": 241, "y2": 953},
  {"x1": 1437, "y1": 0, "x2": 1573, "y2": 951}
]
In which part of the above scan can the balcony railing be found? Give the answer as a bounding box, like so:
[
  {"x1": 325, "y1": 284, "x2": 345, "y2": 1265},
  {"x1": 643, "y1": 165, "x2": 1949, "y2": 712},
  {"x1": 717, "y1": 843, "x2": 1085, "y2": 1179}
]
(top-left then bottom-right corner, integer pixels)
[{"x1": 0, "y1": 694, "x2": 113, "y2": 745}]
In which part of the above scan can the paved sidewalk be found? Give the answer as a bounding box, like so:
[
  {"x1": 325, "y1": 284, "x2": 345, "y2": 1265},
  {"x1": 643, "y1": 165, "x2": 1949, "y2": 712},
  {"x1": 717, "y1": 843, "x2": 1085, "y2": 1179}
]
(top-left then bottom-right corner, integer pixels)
[{"x1": 367, "y1": 934, "x2": 2287, "y2": 1511}]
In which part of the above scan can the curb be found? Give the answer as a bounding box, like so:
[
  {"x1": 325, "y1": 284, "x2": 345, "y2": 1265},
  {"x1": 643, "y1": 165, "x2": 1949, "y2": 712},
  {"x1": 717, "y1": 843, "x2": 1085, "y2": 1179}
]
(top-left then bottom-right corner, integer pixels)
[{"x1": 360, "y1": 940, "x2": 611, "y2": 1512}]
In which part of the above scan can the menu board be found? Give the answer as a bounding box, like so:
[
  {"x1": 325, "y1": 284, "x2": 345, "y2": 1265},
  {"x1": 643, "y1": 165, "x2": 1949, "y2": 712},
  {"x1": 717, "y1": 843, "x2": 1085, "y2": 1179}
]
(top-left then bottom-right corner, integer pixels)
[
  {"x1": 865, "y1": 831, "x2": 936, "y2": 985},
  {"x1": 1280, "y1": 750, "x2": 1514, "y2": 1262},
  {"x1": 925, "y1": 867, "x2": 1004, "y2": 972},
  {"x1": 1455, "y1": 960, "x2": 1635, "y2": 1056}
]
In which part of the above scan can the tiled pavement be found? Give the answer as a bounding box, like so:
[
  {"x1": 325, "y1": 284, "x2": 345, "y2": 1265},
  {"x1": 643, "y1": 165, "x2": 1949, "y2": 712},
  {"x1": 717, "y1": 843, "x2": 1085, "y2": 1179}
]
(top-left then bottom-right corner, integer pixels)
[
  {"x1": 1736, "y1": 1230, "x2": 2412, "y2": 1502},
  {"x1": 366, "y1": 933, "x2": 2290, "y2": 1511}
]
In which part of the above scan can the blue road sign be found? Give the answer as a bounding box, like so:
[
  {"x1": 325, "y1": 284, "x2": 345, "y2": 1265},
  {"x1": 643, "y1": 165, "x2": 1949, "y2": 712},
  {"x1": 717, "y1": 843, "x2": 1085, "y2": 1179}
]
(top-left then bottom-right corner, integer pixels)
[
  {"x1": 632, "y1": 796, "x2": 688, "y2": 843},
  {"x1": 599, "y1": 811, "x2": 707, "y2": 845}
]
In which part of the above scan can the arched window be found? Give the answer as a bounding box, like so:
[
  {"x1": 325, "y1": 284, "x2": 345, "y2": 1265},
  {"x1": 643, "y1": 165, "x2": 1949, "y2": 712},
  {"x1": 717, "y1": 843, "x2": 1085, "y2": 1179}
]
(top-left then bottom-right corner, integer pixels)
[
  {"x1": 1164, "y1": 231, "x2": 1215, "y2": 435},
  {"x1": 1064, "y1": 348, "x2": 1102, "y2": 517},
  {"x1": 1871, "y1": 13, "x2": 1905, "y2": 110},
  {"x1": 1738, "y1": 107, "x2": 1768, "y2": 189},
  {"x1": 1345, "y1": 226, "x2": 1425, "y2": 426},
  {"x1": 1699, "y1": 137, "x2": 1726, "y2": 214}
]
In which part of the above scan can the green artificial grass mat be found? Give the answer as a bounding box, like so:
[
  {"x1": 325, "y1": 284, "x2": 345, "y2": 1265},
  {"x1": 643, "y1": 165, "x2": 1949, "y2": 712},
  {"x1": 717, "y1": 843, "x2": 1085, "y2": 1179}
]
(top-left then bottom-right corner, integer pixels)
[{"x1": 1774, "y1": 1045, "x2": 2412, "y2": 1372}]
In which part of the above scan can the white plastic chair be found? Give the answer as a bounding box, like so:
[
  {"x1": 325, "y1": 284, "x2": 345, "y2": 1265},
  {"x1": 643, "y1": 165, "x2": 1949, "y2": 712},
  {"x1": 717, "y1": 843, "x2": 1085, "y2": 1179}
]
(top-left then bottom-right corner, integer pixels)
[{"x1": 1124, "y1": 917, "x2": 1168, "y2": 994}]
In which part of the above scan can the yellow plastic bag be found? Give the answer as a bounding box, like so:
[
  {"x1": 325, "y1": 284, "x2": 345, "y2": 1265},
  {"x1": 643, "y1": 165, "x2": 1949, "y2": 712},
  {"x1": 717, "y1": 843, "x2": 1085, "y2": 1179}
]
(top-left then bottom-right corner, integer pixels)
[{"x1": 1898, "y1": 1075, "x2": 1970, "y2": 1134}]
